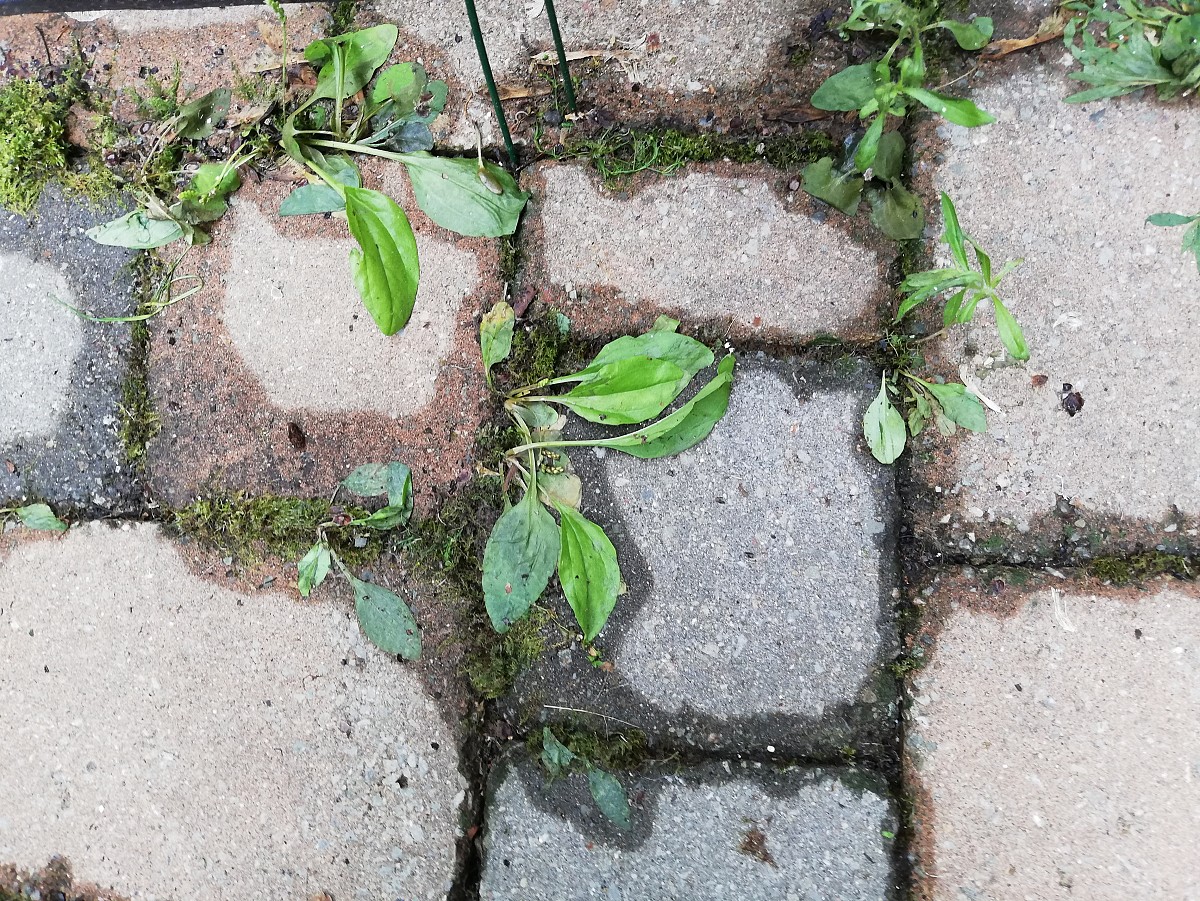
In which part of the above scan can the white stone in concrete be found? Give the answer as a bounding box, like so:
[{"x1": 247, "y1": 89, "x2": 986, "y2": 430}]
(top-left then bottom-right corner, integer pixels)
[
  {"x1": 221, "y1": 199, "x2": 477, "y2": 417},
  {"x1": 0, "y1": 523, "x2": 464, "y2": 901},
  {"x1": 0, "y1": 252, "x2": 83, "y2": 443}
]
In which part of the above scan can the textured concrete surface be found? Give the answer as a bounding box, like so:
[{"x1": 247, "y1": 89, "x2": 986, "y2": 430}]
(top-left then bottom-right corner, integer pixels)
[
  {"x1": 0, "y1": 191, "x2": 139, "y2": 513},
  {"x1": 508, "y1": 358, "x2": 899, "y2": 754},
  {"x1": 913, "y1": 60, "x2": 1200, "y2": 555},
  {"x1": 222, "y1": 197, "x2": 477, "y2": 417},
  {"x1": 524, "y1": 163, "x2": 888, "y2": 341},
  {"x1": 907, "y1": 575, "x2": 1200, "y2": 900},
  {"x1": 481, "y1": 758, "x2": 896, "y2": 901},
  {"x1": 0, "y1": 523, "x2": 464, "y2": 901}
]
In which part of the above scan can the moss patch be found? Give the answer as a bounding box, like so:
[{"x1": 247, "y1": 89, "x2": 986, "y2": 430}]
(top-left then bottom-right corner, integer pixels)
[
  {"x1": 1090, "y1": 552, "x2": 1194, "y2": 586},
  {"x1": 528, "y1": 723, "x2": 650, "y2": 773},
  {"x1": 328, "y1": 0, "x2": 358, "y2": 35},
  {"x1": 500, "y1": 312, "x2": 594, "y2": 391}
]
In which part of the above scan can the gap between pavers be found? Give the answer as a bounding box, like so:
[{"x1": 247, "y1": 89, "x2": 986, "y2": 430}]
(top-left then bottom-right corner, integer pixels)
[
  {"x1": 905, "y1": 568, "x2": 1200, "y2": 900},
  {"x1": 0, "y1": 522, "x2": 465, "y2": 901},
  {"x1": 0, "y1": 190, "x2": 140, "y2": 514},
  {"x1": 480, "y1": 755, "x2": 897, "y2": 901},
  {"x1": 144, "y1": 164, "x2": 499, "y2": 509},
  {"x1": 503, "y1": 356, "x2": 900, "y2": 757},
  {"x1": 519, "y1": 161, "x2": 891, "y2": 344},
  {"x1": 909, "y1": 57, "x2": 1200, "y2": 560}
]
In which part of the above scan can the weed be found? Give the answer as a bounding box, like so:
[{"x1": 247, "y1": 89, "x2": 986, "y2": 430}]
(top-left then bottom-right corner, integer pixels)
[
  {"x1": 537, "y1": 726, "x2": 637, "y2": 828},
  {"x1": 527, "y1": 722, "x2": 649, "y2": 772},
  {"x1": 125, "y1": 63, "x2": 183, "y2": 121},
  {"x1": 328, "y1": 0, "x2": 357, "y2": 35}
]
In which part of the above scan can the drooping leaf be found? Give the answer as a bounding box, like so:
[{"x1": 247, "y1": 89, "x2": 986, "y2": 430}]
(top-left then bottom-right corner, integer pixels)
[
  {"x1": 555, "y1": 502, "x2": 621, "y2": 642},
  {"x1": 598, "y1": 354, "x2": 735, "y2": 459},
  {"x1": 279, "y1": 182, "x2": 346, "y2": 216},
  {"x1": 587, "y1": 768, "x2": 632, "y2": 829},
  {"x1": 576, "y1": 329, "x2": 714, "y2": 390},
  {"x1": 1181, "y1": 220, "x2": 1200, "y2": 272},
  {"x1": 867, "y1": 183, "x2": 925, "y2": 240},
  {"x1": 991, "y1": 298, "x2": 1029, "y2": 361},
  {"x1": 15, "y1": 503, "x2": 67, "y2": 532},
  {"x1": 903, "y1": 87, "x2": 996, "y2": 126},
  {"x1": 401, "y1": 152, "x2": 528, "y2": 237},
  {"x1": 541, "y1": 728, "x2": 576, "y2": 777},
  {"x1": 480, "y1": 300, "x2": 516, "y2": 385},
  {"x1": 175, "y1": 88, "x2": 231, "y2": 139},
  {"x1": 513, "y1": 402, "x2": 565, "y2": 440},
  {"x1": 924, "y1": 381, "x2": 987, "y2": 432},
  {"x1": 811, "y1": 62, "x2": 876, "y2": 110},
  {"x1": 482, "y1": 489, "x2": 561, "y2": 632},
  {"x1": 864, "y1": 376, "x2": 906, "y2": 464},
  {"x1": 940, "y1": 192, "x2": 969, "y2": 269},
  {"x1": 853, "y1": 114, "x2": 886, "y2": 172},
  {"x1": 344, "y1": 186, "x2": 420, "y2": 335},
  {"x1": 934, "y1": 16, "x2": 995, "y2": 50},
  {"x1": 86, "y1": 209, "x2": 184, "y2": 249},
  {"x1": 371, "y1": 62, "x2": 428, "y2": 115},
  {"x1": 871, "y1": 130, "x2": 906, "y2": 182},
  {"x1": 538, "y1": 469, "x2": 583, "y2": 510},
  {"x1": 801, "y1": 157, "x2": 864, "y2": 215},
  {"x1": 348, "y1": 573, "x2": 421, "y2": 659},
  {"x1": 297, "y1": 541, "x2": 331, "y2": 597},
  {"x1": 558, "y1": 357, "x2": 688, "y2": 425}
]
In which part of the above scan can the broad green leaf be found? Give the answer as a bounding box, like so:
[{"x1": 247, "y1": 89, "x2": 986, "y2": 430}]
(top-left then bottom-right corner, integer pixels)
[
  {"x1": 871, "y1": 131, "x2": 905, "y2": 182},
  {"x1": 297, "y1": 541, "x2": 331, "y2": 597},
  {"x1": 541, "y1": 728, "x2": 576, "y2": 777},
  {"x1": 555, "y1": 503, "x2": 621, "y2": 642},
  {"x1": 853, "y1": 115, "x2": 886, "y2": 172},
  {"x1": 343, "y1": 462, "x2": 413, "y2": 514},
  {"x1": 306, "y1": 25, "x2": 399, "y2": 100},
  {"x1": 868, "y1": 183, "x2": 925, "y2": 240},
  {"x1": 189, "y1": 162, "x2": 240, "y2": 198},
  {"x1": 348, "y1": 573, "x2": 421, "y2": 659},
  {"x1": 375, "y1": 120, "x2": 435, "y2": 153},
  {"x1": 598, "y1": 354, "x2": 735, "y2": 459},
  {"x1": 651, "y1": 315, "x2": 679, "y2": 332},
  {"x1": 512, "y1": 402, "x2": 564, "y2": 439},
  {"x1": 384, "y1": 463, "x2": 414, "y2": 511},
  {"x1": 801, "y1": 157, "x2": 864, "y2": 215},
  {"x1": 934, "y1": 16, "x2": 994, "y2": 50},
  {"x1": 559, "y1": 357, "x2": 688, "y2": 425},
  {"x1": 86, "y1": 209, "x2": 184, "y2": 249},
  {"x1": 538, "y1": 470, "x2": 583, "y2": 510},
  {"x1": 864, "y1": 376, "x2": 905, "y2": 464},
  {"x1": 344, "y1": 186, "x2": 419, "y2": 335},
  {"x1": 372, "y1": 62, "x2": 427, "y2": 114},
  {"x1": 358, "y1": 504, "x2": 410, "y2": 530},
  {"x1": 402, "y1": 153, "x2": 529, "y2": 238},
  {"x1": 1147, "y1": 212, "x2": 1198, "y2": 227},
  {"x1": 16, "y1": 503, "x2": 67, "y2": 532},
  {"x1": 970, "y1": 237, "x2": 993, "y2": 284},
  {"x1": 279, "y1": 183, "x2": 346, "y2": 216},
  {"x1": 1181, "y1": 220, "x2": 1200, "y2": 272},
  {"x1": 482, "y1": 489, "x2": 561, "y2": 632},
  {"x1": 175, "y1": 88, "x2": 231, "y2": 139},
  {"x1": 940, "y1": 192, "x2": 969, "y2": 270},
  {"x1": 924, "y1": 381, "x2": 987, "y2": 432},
  {"x1": 903, "y1": 87, "x2": 996, "y2": 126},
  {"x1": 991, "y1": 298, "x2": 1029, "y2": 361},
  {"x1": 941, "y1": 289, "x2": 967, "y2": 326},
  {"x1": 908, "y1": 391, "x2": 931, "y2": 437},
  {"x1": 481, "y1": 300, "x2": 516, "y2": 385},
  {"x1": 577, "y1": 329, "x2": 714, "y2": 390},
  {"x1": 811, "y1": 63, "x2": 876, "y2": 111},
  {"x1": 587, "y1": 768, "x2": 631, "y2": 829}
]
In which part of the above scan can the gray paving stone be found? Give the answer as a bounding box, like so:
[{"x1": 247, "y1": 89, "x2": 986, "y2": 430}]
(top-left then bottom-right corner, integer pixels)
[
  {"x1": 0, "y1": 190, "x2": 140, "y2": 514},
  {"x1": 506, "y1": 357, "x2": 900, "y2": 756},
  {"x1": 906, "y1": 572, "x2": 1200, "y2": 900},
  {"x1": 522, "y1": 162, "x2": 890, "y2": 342},
  {"x1": 911, "y1": 60, "x2": 1200, "y2": 558},
  {"x1": 0, "y1": 522, "x2": 465, "y2": 901},
  {"x1": 481, "y1": 757, "x2": 897, "y2": 901}
]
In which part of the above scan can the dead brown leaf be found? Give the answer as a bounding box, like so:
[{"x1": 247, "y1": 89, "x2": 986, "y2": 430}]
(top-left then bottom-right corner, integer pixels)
[{"x1": 981, "y1": 11, "x2": 1069, "y2": 59}]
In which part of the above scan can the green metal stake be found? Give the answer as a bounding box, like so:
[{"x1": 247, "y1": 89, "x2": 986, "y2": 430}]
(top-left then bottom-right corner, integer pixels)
[
  {"x1": 543, "y1": 0, "x2": 577, "y2": 111},
  {"x1": 463, "y1": 0, "x2": 518, "y2": 167}
]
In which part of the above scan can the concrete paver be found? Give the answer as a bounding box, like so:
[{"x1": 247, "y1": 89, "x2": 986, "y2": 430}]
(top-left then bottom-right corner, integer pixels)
[
  {"x1": 912, "y1": 59, "x2": 1200, "y2": 558},
  {"x1": 481, "y1": 757, "x2": 897, "y2": 901},
  {"x1": 906, "y1": 572, "x2": 1200, "y2": 900},
  {"x1": 0, "y1": 523, "x2": 465, "y2": 901},
  {"x1": 0, "y1": 191, "x2": 140, "y2": 514},
  {"x1": 521, "y1": 162, "x2": 890, "y2": 342},
  {"x1": 506, "y1": 359, "x2": 899, "y2": 755}
]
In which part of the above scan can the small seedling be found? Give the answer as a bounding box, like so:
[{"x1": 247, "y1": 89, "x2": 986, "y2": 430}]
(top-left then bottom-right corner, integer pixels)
[
  {"x1": 1147, "y1": 211, "x2": 1200, "y2": 274},
  {"x1": 803, "y1": 0, "x2": 995, "y2": 237},
  {"x1": 482, "y1": 309, "x2": 735, "y2": 641},
  {"x1": 540, "y1": 727, "x2": 632, "y2": 829},
  {"x1": 296, "y1": 461, "x2": 422, "y2": 659},
  {"x1": 866, "y1": 193, "x2": 1027, "y2": 464},
  {"x1": 0, "y1": 503, "x2": 69, "y2": 532}
]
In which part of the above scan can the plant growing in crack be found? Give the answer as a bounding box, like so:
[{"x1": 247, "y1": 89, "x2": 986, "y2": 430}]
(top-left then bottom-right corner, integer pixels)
[
  {"x1": 480, "y1": 307, "x2": 736, "y2": 642},
  {"x1": 0, "y1": 503, "x2": 69, "y2": 532},
  {"x1": 540, "y1": 727, "x2": 632, "y2": 829},
  {"x1": 1147, "y1": 210, "x2": 1200, "y2": 274},
  {"x1": 85, "y1": 12, "x2": 528, "y2": 335},
  {"x1": 803, "y1": 0, "x2": 995, "y2": 238},
  {"x1": 865, "y1": 192, "x2": 1027, "y2": 463},
  {"x1": 296, "y1": 461, "x2": 422, "y2": 659}
]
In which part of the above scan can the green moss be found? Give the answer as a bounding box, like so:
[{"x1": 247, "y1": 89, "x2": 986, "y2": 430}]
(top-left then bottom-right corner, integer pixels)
[
  {"x1": 328, "y1": 0, "x2": 357, "y2": 35},
  {"x1": 502, "y1": 313, "x2": 593, "y2": 390},
  {"x1": 528, "y1": 723, "x2": 650, "y2": 772},
  {"x1": 467, "y1": 606, "x2": 553, "y2": 698},
  {"x1": 498, "y1": 234, "x2": 520, "y2": 287},
  {"x1": 125, "y1": 63, "x2": 182, "y2": 121},
  {"x1": 1090, "y1": 552, "x2": 1194, "y2": 586}
]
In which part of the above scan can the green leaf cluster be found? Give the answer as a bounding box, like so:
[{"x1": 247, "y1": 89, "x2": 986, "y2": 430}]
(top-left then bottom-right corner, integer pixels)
[
  {"x1": 540, "y1": 727, "x2": 632, "y2": 829},
  {"x1": 1062, "y1": 0, "x2": 1200, "y2": 102},
  {"x1": 804, "y1": 0, "x2": 995, "y2": 237},
  {"x1": 1147, "y1": 211, "x2": 1200, "y2": 274},
  {"x1": 480, "y1": 310, "x2": 736, "y2": 642},
  {"x1": 1, "y1": 503, "x2": 69, "y2": 532}
]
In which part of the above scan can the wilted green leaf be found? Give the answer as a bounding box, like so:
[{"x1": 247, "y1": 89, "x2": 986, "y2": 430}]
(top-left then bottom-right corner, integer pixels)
[
  {"x1": 587, "y1": 768, "x2": 631, "y2": 829},
  {"x1": 538, "y1": 470, "x2": 582, "y2": 510},
  {"x1": 348, "y1": 573, "x2": 421, "y2": 659},
  {"x1": 934, "y1": 16, "x2": 994, "y2": 50},
  {"x1": 86, "y1": 209, "x2": 184, "y2": 249},
  {"x1": 344, "y1": 186, "x2": 419, "y2": 335},
  {"x1": 871, "y1": 131, "x2": 906, "y2": 182},
  {"x1": 297, "y1": 541, "x2": 331, "y2": 597},
  {"x1": 555, "y1": 503, "x2": 621, "y2": 642},
  {"x1": 541, "y1": 728, "x2": 576, "y2": 777},
  {"x1": 992, "y1": 298, "x2": 1029, "y2": 361},
  {"x1": 482, "y1": 489, "x2": 561, "y2": 632},
  {"x1": 923, "y1": 381, "x2": 987, "y2": 432},
  {"x1": 15, "y1": 503, "x2": 67, "y2": 532},
  {"x1": 853, "y1": 115, "x2": 886, "y2": 172},
  {"x1": 864, "y1": 376, "x2": 906, "y2": 464},
  {"x1": 481, "y1": 300, "x2": 516, "y2": 385},
  {"x1": 868, "y1": 183, "x2": 925, "y2": 240},
  {"x1": 558, "y1": 357, "x2": 687, "y2": 425},
  {"x1": 1181, "y1": 220, "x2": 1200, "y2": 272},
  {"x1": 175, "y1": 88, "x2": 231, "y2": 139},
  {"x1": 801, "y1": 157, "x2": 864, "y2": 215},
  {"x1": 811, "y1": 62, "x2": 876, "y2": 110},
  {"x1": 279, "y1": 156, "x2": 360, "y2": 216},
  {"x1": 402, "y1": 153, "x2": 529, "y2": 238},
  {"x1": 372, "y1": 62, "x2": 428, "y2": 115}
]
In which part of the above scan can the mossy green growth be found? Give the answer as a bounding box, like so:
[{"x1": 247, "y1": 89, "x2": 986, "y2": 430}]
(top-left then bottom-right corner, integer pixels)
[
  {"x1": 328, "y1": 0, "x2": 357, "y2": 35},
  {"x1": 502, "y1": 313, "x2": 593, "y2": 390},
  {"x1": 529, "y1": 723, "x2": 650, "y2": 773},
  {"x1": 1090, "y1": 552, "x2": 1194, "y2": 586},
  {"x1": 125, "y1": 63, "x2": 182, "y2": 121},
  {"x1": 0, "y1": 75, "x2": 116, "y2": 215}
]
